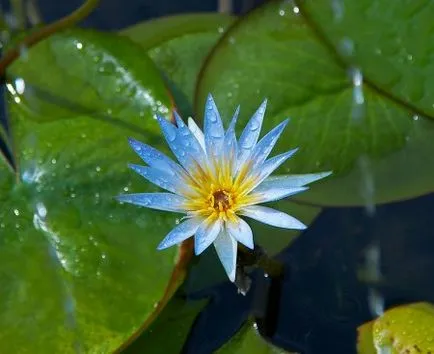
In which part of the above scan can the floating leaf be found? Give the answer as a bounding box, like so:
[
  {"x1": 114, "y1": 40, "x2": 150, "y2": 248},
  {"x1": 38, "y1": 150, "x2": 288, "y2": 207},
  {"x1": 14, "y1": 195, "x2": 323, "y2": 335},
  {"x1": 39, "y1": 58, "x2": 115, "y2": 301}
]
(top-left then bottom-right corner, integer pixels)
[
  {"x1": 118, "y1": 296, "x2": 207, "y2": 353},
  {"x1": 0, "y1": 29, "x2": 186, "y2": 352},
  {"x1": 7, "y1": 29, "x2": 170, "y2": 125},
  {"x1": 357, "y1": 302, "x2": 434, "y2": 353},
  {"x1": 217, "y1": 320, "x2": 293, "y2": 353},
  {"x1": 300, "y1": 0, "x2": 434, "y2": 117},
  {"x1": 121, "y1": 13, "x2": 234, "y2": 116},
  {"x1": 195, "y1": 0, "x2": 434, "y2": 206}
]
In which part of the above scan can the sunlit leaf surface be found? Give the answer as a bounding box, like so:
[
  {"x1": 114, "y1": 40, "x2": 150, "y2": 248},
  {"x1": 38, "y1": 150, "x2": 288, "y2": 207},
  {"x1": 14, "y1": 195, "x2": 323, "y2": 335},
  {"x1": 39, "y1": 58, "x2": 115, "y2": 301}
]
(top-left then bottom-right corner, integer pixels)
[
  {"x1": 358, "y1": 302, "x2": 434, "y2": 353},
  {"x1": 0, "y1": 29, "x2": 183, "y2": 352}
]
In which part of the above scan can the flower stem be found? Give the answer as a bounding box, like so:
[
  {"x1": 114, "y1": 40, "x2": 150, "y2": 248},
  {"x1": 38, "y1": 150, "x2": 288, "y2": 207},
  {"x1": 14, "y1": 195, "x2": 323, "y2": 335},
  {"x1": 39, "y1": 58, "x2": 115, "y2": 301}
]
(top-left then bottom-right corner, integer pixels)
[
  {"x1": 0, "y1": 0, "x2": 100, "y2": 77},
  {"x1": 238, "y1": 245, "x2": 284, "y2": 279}
]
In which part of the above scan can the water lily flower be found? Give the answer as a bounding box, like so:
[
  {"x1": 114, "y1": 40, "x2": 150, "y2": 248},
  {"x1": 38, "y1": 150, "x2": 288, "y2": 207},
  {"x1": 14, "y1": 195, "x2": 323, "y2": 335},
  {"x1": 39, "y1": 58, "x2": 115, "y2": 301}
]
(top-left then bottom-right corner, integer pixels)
[{"x1": 118, "y1": 95, "x2": 331, "y2": 282}]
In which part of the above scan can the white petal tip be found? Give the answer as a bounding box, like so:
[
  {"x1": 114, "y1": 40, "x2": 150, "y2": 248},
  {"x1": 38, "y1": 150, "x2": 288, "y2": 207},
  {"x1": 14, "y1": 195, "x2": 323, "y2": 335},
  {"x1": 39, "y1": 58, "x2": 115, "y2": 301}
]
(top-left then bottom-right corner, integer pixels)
[
  {"x1": 228, "y1": 272, "x2": 236, "y2": 282},
  {"x1": 156, "y1": 243, "x2": 169, "y2": 250}
]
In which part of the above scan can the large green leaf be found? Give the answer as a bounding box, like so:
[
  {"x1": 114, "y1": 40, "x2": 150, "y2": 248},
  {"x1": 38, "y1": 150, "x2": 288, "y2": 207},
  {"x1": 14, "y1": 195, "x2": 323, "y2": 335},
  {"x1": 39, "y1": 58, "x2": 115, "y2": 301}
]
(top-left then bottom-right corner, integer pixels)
[
  {"x1": 300, "y1": 0, "x2": 434, "y2": 117},
  {"x1": 195, "y1": 0, "x2": 434, "y2": 206},
  {"x1": 121, "y1": 13, "x2": 234, "y2": 117},
  {"x1": 0, "y1": 29, "x2": 185, "y2": 352},
  {"x1": 7, "y1": 29, "x2": 171, "y2": 124},
  {"x1": 357, "y1": 302, "x2": 434, "y2": 353},
  {"x1": 217, "y1": 320, "x2": 291, "y2": 353}
]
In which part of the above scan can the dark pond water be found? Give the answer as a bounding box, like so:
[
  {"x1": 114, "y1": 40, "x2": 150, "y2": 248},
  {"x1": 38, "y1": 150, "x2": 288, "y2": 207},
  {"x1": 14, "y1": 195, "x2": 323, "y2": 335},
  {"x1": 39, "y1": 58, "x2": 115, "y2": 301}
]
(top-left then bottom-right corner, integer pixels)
[{"x1": 3, "y1": 1, "x2": 434, "y2": 353}]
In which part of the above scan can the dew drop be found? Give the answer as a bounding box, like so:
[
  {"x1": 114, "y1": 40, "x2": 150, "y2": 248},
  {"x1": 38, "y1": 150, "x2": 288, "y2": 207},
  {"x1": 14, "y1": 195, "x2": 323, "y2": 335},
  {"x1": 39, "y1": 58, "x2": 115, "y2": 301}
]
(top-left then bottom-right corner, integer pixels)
[
  {"x1": 293, "y1": 6, "x2": 300, "y2": 14},
  {"x1": 76, "y1": 42, "x2": 83, "y2": 50},
  {"x1": 51, "y1": 158, "x2": 57, "y2": 164},
  {"x1": 95, "y1": 166, "x2": 101, "y2": 172},
  {"x1": 331, "y1": 0, "x2": 343, "y2": 21},
  {"x1": 123, "y1": 186, "x2": 129, "y2": 192},
  {"x1": 15, "y1": 78, "x2": 25, "y2": 94}
]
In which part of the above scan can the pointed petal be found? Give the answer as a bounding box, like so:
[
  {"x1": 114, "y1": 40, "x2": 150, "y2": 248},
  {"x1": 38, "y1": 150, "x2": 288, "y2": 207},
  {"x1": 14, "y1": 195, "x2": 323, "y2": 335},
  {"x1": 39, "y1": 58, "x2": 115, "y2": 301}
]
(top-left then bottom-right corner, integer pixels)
[
  {"x1": 223, "y1": 106, "x2": 239, "y2": 170},
  {"x1": 128, "y1": 164, "x2": 183, "y2": 194},
  {"x1": 188, "y1": 117, "x2": 206, "y2": 152},
  {"x1": 194, "y1": 217, "x2": 222, "y2": 255},
  {"x1": 237, "y1": 99, "x2": 267, "y2": 167},
  {"x1": 128, "y1": 138, "x2": 182, "y2": 174},
  {"x1": 240, "y1": 148, "x2": 298, "y2": 195},
  {"x1": 225, "y1": 216, "x2": 254, "y2": 249},
  {"x1": 157, "y1": 115, "x2": 206, "y2": 170},
  {"x1": 117, "y1": 193, "x2": 187, "y2": 212},
  {"x1": 250, "y1": 186, "x2": 308, "y2": 204},
  {"x1": 204, "y1": 94, "x2": 225, "y2": 157},
  {"x1": 259, "y1": 172, "x2": 332, "y2": 191},
  {"x1": 250, "y1": 119, "x2": 289, "y2": 167},
  {"x1": 240, "y1": 205, "x2": 306, "y2": 230},
  {"x1": 157, "y1": 217, "x2": 202, "y2": 250},
  {"x1": 214, "y1": 231, "x2": 237, "y2": 282}
]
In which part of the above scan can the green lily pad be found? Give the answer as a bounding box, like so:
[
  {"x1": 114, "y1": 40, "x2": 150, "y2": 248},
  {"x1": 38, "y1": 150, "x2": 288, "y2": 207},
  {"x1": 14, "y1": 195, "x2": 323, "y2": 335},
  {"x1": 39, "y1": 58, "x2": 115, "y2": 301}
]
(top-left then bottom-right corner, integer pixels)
[
  {"x1": 0, "y1": 29, "x2": 186, "y2": 352},
  {"x1": 195, "y1": 0, "x2": 434, "y2": 206},
  {"x1": 7, "y1": 29, "x2": 171, "y2": 124},
  {"x1": 357, "y1": 302, "x2": 434, "y2": 353},
  {"x1": 118, "y1": 296, "x2": 207, "y2": 353},
  {"x1": 300, "y1": 0, "x2": 434, "y2": 117},
  {"x1": 121, "y1": 13, "x2": 234, "y2": 117},
  {"x1": 217, "y1": 320, "x2": 291, "y2": 353}
]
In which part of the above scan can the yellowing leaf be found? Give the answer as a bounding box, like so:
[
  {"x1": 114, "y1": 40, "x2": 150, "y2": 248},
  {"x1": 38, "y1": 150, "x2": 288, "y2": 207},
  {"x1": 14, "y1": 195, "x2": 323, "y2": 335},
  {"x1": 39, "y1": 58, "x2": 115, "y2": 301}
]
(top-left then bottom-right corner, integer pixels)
[{"x1": 358, "y1": 302, "x2": 434, "y2": 353}]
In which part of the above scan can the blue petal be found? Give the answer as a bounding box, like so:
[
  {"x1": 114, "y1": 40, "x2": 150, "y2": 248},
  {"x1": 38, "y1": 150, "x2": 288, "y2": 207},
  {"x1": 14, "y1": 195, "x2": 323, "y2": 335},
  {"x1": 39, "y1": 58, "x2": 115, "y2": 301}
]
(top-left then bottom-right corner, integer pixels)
[
  {"x1": 128, "y1": 138, "x2": 182, "y2": 174},
  {"x1": 237, "y1": 99, "x2": 267, "y2": 167},
  {"x1": 250, "y1": 185, "x2": 308, "y2": 204},
  {"x1": 117, "y1": 192, "x2": 187, "y2": 212},
  {"x1": 223, "y1": 106, "x2": 240, "y2": 169},
  {"x1": 128, "y1": 164, "x2": 183, "y2": 194},
  {"x1": 157, "y1": 217, "x2": 203, "y2": 250},
  {"x1": 258, "y1": 172, "x2": 332, "y2": 191},
  {"x1": 242, "y1": 148, "x2": 298, "y2": 194},
  {"x1": 204, "y1": 94, "x2": 225, "y2": 157},
  {"x1": 213, "y1": 231, "x2": 237, "y2": 282},
  {"x1": 194, "y1": 217, "x2": 222, "y2": 255},
  {"x1": 240, "y1": 205, "x2": 306, "y2": 230},
  {"x1": 187, "y1": 117, "x2": 205, "y2": 152},
  {"x1": 225, "y1": 216, "x2": 254, "y2": 249},
  {"x1": 157, "y1": 115, "x2": 206, "y2": 170},
  {"x1": 249, "y1": 119, "x2": 289, "y2": 167}
]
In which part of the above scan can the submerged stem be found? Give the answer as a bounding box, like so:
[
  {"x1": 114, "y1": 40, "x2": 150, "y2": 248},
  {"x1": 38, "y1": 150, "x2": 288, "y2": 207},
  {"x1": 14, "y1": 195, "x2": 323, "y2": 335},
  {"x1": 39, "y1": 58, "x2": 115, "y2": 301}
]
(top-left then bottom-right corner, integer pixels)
[{"x1": 0, "y1": 0, "x2": 100, "y2": 77}]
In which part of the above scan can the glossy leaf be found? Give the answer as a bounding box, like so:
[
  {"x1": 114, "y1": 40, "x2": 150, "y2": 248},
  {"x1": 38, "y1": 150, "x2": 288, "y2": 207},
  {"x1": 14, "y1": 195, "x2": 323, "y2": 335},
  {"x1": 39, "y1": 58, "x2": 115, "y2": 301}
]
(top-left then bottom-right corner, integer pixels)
[
  {"x1": 357, "y1": 302, "x2": 434, "y2": 353},
  {"x1": 217, "y1": 320, "x2": 293, "y2": 353},
  {"x1": 301, "y1": 0, "x2": 434, "y2": 118},
  {"x1": 7, "y1": 29, "x2": 170, "y2": 126},
  {"x1": 121, "y1": 13, "x2": 234, "y2": 117},
  {"x1": 0, "y1": 29, "x2": 184, "y2": 352},
  {"x1": 195, "y1": 0, "x2": 434, "y2": 206}
]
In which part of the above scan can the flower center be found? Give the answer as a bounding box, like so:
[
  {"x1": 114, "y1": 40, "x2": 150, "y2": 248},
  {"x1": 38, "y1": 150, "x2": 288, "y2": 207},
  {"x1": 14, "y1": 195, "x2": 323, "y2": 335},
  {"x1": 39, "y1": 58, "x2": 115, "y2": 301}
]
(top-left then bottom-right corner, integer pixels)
[{"x1": 211, "y1": 189, "x2": 233, "y2": 212}]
